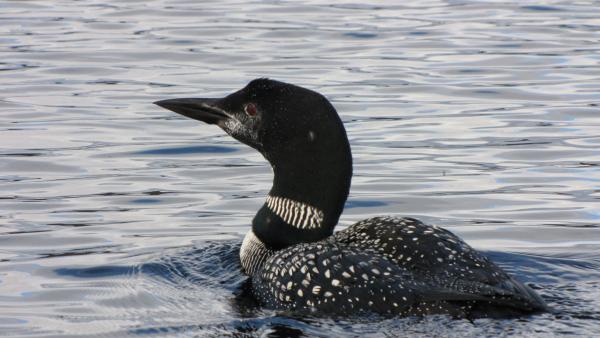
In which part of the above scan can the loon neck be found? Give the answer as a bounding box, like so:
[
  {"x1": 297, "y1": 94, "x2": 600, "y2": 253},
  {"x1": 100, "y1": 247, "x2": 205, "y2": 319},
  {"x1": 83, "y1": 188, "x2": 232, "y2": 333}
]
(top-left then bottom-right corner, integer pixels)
[{"x1": 251, "y1": 128, "x2": 353, "y2": 250}]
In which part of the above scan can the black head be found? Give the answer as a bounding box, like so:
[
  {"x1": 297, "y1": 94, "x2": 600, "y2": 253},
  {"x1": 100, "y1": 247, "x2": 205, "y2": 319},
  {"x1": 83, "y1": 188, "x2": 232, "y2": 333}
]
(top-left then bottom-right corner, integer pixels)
[
  {"x1": 155, "y1": 79, "x2": 344, "y2": 160},
  {"x1": 155, "y1": 79, "x2": 352, "y2": 249}
]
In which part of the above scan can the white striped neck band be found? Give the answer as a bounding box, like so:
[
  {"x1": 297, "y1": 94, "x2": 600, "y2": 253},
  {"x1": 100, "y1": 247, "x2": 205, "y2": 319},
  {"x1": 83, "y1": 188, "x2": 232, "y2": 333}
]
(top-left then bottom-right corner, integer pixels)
[{"x1": 265, "y1": 195, "x2": 324, "y2": 229}]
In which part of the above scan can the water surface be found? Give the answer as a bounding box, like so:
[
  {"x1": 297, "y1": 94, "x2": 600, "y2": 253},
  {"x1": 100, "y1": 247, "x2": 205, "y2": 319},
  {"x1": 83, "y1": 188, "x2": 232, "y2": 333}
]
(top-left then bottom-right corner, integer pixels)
[{"x1": 1, "y1": 0, "x2": 600, "y2": 336}]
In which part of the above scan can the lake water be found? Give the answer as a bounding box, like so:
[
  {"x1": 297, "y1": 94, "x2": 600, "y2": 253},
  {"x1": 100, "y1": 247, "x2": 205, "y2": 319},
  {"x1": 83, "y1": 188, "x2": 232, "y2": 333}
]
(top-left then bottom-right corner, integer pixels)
[{"x1": 1, "y1": 0, "x2": 599, "y2": 336}]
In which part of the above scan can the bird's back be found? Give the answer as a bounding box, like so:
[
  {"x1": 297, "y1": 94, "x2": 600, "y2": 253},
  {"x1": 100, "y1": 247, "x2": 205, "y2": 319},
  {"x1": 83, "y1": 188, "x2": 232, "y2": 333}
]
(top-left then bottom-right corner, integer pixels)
[{"x1": 252, "y1": 216, "x2": 548, "y2": 318}]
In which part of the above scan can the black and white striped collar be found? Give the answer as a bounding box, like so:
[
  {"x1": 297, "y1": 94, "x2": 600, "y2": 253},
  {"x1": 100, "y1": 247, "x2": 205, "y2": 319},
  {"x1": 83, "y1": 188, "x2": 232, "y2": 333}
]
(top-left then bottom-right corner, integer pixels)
[{"x1": 265, "y1": 195, "x2": 324, "y2": 229}]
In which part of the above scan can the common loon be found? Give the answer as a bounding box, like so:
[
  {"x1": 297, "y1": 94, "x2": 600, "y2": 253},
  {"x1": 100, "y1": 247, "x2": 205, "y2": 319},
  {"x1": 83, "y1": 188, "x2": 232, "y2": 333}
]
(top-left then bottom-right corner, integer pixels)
[{"x1": 155, "y1": 78, "x2": 547, "y2": 318}]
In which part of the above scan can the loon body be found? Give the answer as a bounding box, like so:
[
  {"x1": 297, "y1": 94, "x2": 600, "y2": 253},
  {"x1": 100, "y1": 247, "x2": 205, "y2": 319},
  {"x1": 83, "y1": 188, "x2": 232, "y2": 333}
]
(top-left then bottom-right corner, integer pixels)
[{"x1": 155, "y1": 79, "x2": 547, "y2": 317}]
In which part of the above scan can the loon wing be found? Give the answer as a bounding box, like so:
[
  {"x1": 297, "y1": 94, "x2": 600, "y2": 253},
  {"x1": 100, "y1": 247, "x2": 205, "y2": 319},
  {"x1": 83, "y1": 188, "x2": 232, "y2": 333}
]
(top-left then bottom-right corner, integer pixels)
[
  {"x1": 418, "y1": 275, "x2": 548, "y2": 315},
  {"x1": 334, "y1": 216, "x2": 548, "y2": 314}
]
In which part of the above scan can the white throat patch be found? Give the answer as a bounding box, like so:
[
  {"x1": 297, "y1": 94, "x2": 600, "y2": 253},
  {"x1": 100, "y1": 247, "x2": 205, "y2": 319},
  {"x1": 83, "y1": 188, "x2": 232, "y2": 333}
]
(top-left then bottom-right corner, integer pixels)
[{"x1": 265, "y1": 195, "x2": 324, "y2": 229}]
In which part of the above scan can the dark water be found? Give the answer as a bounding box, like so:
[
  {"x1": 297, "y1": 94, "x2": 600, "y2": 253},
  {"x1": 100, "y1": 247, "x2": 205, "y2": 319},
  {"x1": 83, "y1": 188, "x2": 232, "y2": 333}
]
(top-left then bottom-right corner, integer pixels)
[{"x1": 1, "y1": 0, "x2": 600, "y2": 336}]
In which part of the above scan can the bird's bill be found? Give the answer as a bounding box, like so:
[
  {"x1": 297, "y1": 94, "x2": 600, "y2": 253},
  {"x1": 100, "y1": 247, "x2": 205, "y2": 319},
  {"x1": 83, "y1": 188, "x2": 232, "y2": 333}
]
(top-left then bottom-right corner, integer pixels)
[{"x1": 154, "y1": 98, "x2": 229, "y2": 125}]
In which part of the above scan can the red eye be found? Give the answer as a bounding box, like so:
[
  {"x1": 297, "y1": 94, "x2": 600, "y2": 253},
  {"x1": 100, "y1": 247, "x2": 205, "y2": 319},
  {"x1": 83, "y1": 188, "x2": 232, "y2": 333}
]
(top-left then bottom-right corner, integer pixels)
[{"x1": 244, "y1": 103, "x2": 257, "y2": 117}]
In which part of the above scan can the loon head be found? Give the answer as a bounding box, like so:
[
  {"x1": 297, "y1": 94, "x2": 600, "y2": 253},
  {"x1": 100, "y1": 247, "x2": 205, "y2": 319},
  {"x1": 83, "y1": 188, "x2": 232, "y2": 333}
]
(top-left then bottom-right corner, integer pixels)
[{"x1": 155, "y1": 78, "x2": 352, "y2": 250}]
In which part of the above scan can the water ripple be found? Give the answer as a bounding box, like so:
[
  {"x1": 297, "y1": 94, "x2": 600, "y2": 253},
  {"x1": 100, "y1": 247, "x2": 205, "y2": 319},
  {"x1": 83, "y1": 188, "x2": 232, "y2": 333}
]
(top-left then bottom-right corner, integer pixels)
[{"x1": 1, "y1": 0, "x2": 599, "y2": 336}]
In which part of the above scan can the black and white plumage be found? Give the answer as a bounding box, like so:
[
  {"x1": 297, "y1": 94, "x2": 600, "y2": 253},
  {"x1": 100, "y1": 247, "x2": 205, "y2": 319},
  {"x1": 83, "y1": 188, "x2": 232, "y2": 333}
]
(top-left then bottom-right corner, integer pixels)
[
  {"x1": 265, "y1": 194, "x2": 324, "y2": 229},
  {"x1": 155, "y1": 79, "x2": 548, "y2": 318}
]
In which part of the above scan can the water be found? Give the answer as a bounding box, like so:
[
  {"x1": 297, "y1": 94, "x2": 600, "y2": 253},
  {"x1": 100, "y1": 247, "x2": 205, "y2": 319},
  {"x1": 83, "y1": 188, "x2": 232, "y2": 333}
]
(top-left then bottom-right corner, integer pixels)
[{"x1": 1, "y1": 0, "x2": 599, "y2": 336}]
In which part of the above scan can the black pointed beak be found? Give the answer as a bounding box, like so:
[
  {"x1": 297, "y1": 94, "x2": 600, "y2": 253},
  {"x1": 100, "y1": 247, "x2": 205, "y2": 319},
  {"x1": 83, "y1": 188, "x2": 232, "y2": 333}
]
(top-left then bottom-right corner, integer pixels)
[{"x1": 154, "y1": 98, "x2": 230, "y2": 125}]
